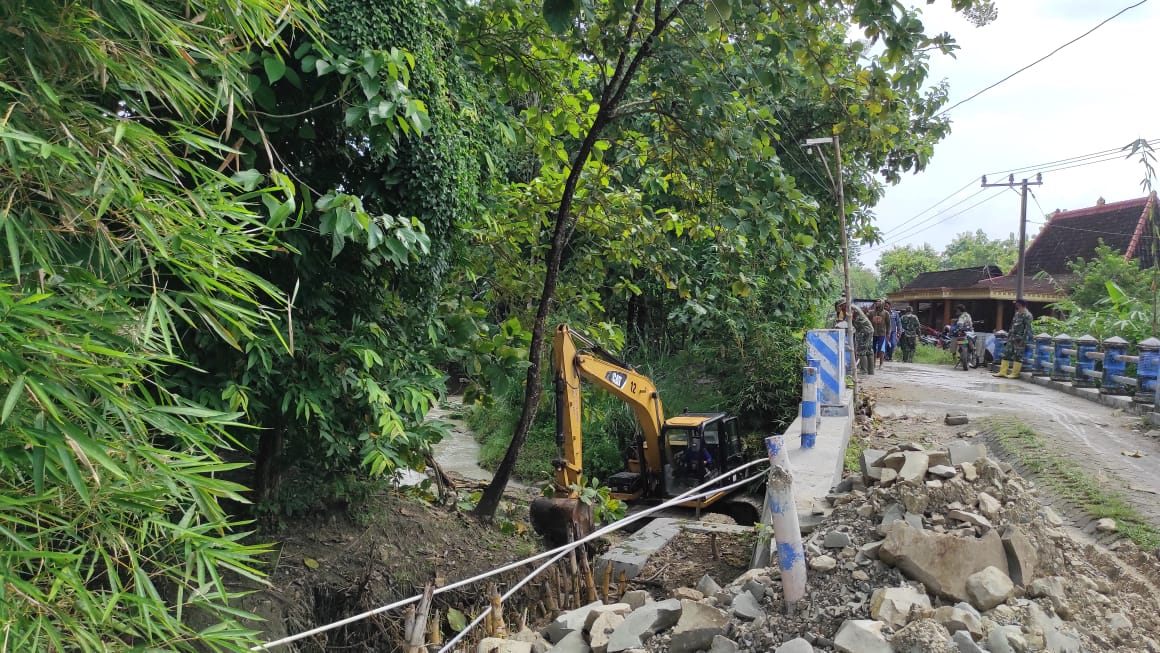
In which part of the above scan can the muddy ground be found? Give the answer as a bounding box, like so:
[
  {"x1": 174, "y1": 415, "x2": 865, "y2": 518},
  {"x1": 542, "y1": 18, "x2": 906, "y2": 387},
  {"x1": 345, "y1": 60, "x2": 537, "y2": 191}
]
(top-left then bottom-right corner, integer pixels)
[{"x1": 863, "y1": 360, "x2": 1160, "y2": 525}]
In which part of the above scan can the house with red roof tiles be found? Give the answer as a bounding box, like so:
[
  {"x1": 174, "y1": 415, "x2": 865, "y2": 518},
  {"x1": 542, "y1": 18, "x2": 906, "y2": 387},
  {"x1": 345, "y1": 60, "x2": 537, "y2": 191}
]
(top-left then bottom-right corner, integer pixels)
[{"x1": 888, "y1": 193, "x2": 1157, "y2": 332}]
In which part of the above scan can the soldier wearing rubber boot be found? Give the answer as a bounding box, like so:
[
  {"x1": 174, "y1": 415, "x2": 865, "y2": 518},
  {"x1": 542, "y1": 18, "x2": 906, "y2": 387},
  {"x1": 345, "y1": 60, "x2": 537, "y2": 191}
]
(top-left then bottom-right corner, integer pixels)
[{"x1": 994, "y1": 298, "x2": 1034, "y2": 378}]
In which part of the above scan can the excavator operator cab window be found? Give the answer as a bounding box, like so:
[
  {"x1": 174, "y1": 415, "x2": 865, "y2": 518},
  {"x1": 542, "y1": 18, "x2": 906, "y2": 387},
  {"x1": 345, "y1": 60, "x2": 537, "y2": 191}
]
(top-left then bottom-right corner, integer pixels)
[{"x1": 665, "y1": 427, "x2": 713, "y2": 494}]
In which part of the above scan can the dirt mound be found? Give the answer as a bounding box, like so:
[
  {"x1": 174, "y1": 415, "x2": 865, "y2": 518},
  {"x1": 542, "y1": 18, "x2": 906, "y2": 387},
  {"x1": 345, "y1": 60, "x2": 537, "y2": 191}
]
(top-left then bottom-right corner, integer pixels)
[{"x1": 245, "y1": 493, "x2": 538, "y2": 651}]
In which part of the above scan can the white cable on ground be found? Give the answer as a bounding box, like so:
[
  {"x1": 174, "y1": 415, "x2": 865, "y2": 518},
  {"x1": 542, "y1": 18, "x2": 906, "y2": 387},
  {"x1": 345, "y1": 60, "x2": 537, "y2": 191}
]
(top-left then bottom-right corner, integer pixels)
[
  {"x1": 435, "y1": 470, "x2": 767, "y2": 653},
  {"x1": 251, "y1": 458, "x2": 769, "y2": 651}
]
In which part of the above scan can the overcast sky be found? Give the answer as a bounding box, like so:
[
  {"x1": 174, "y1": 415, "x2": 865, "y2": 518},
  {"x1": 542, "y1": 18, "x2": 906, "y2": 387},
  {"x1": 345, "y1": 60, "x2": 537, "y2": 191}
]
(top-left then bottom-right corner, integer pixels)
[{"x1": 859, "y1": 0, "x2": 1159, "y2": 270}]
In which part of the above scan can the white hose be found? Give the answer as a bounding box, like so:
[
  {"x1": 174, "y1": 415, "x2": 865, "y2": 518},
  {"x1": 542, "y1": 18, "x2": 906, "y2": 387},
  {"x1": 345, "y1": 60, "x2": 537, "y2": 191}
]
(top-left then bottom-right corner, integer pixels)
[
  {"x1": 251, "y1": 458, "x2": 769, "y2": 651},
  {"x1": 435, "y1": 470, "x2": 767, "y2": 653}
]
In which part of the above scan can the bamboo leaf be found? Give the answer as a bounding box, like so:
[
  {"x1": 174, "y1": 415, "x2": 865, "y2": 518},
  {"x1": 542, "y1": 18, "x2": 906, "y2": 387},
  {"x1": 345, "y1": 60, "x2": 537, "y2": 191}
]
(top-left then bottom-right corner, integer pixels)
[{"x1": 2, "y1": 374, "x2": 25, "y2": 423}]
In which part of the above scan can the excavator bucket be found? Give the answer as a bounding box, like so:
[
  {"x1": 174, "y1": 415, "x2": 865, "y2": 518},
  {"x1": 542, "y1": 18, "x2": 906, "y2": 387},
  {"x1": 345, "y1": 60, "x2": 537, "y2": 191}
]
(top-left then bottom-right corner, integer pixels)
[{"x1": 530, "y1": 497, "x2": 594, "y2": 546}]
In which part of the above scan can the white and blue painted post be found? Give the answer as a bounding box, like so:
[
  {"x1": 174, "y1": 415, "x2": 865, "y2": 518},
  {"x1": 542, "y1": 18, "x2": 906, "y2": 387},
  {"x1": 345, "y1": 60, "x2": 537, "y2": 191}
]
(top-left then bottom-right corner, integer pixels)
[
  {"x1": 763, "y1": 434, "x2": 806, "y2": 611},
  {"x1": 800, "y1": 366, "x2": 818, "y2": 449},
  {"x1": 806, "y1": 357, "x2": 822, "y2": 432}
]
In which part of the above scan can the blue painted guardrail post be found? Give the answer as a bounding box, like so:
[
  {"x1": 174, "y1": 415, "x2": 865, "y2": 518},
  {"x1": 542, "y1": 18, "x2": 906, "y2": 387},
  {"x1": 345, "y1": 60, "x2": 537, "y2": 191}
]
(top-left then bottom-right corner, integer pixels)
[
  {"x1": 1074, "y1": 335, "x2": 1100, "y2": 388},
  {"x1": 1136, "y1": 338, "x2": 1160, "y2": 404},
  {"x1": 762, "y1": 435, "x2": 806, "y2": 611},
  {"x1": 991, "y1": 330, "x2": 1008, "y2": 373},
  {"x1": 1101, "y1": 336, "x2": 1131, "y2": 395},
  {"x1": 1052, "y1": 334, "x2": 1073, "y2": 382},
  {"x1": 1022, "y1": 336, "x2": 1036, "y2": 368},
  {"x1": 801, "y1": 366, "x2": 818, "y2": 449},
  {"x1": 1033, "y1": 333, "x2": 1053, "y2": 377}
]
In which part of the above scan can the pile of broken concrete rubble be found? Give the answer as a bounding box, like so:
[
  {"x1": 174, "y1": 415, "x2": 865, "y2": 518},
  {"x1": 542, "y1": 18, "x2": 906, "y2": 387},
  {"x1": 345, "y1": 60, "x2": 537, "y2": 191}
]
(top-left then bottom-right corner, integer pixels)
[{"x1": 477, "y1": 440, "x2": 1160, "y2": 653}]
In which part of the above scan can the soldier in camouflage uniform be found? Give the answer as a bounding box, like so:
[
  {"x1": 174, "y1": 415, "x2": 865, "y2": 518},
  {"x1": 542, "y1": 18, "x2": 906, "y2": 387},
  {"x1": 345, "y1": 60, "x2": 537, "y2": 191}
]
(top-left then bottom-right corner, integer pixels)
[
  {"x1": 836, "y1": 301, "x2": 875, "y2": 376},
  {"x1": 994, "y1": 298, "x2": 1034, "y2": 378},
  {"x1": 899, "y1": 306, "x2": 920, "y2": 363}
]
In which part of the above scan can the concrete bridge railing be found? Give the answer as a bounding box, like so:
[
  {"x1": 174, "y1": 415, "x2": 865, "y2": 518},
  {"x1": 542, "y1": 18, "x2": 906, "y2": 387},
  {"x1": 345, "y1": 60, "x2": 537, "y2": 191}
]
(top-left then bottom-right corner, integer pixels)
[{"x1": 991, "y1": 330, "x2": 1160, "y2": 404}]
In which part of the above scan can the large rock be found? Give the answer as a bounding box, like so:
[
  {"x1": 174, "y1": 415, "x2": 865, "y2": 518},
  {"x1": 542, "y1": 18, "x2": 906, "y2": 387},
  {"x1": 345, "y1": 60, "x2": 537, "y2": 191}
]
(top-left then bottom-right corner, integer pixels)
[
  {"x1": 621, "y1": 590, "x2": 651, "y2": 610},
  {"x1": 670, "y1": 588, "x2": 703, "y2": 602},
  {"x1": 696, "y1": 574, "x2": 723, "y2": 597},
  {"x1": 605, "y1": 599, "x2": 682, "y2": 653},
  {"x1": 584, "y1": 604, "x2": 631, "y2": 631},
  {"x1": 1028, "y1": 576, "x2": 1066, "y2": 601},
  {"x1": 774, "y1": 638, "x2": 815, "y2": 653},
  {"x1": 1000, "y1": 525, "x2": 1037, "y2": 586},
  {"x1": 965, "y1": 566, "x2": 1014, "y2": 611},
  {"x1": 946, "y1": 510, "x2": 992, "y2": 532},
  {"x1": 952, "y1": 630, "x2": 985, "y2": 653},
  {"x1": 948, "y1": 441, "x2": 986, "y2": 466},
  {"x1": 511, "y1": 627, "x2": 551, "y2": 653},
  {"x1": 478, "y1": 638, "x2": 534, "y2": 653},
  {"x1": 730, "y1": 591, "x2": 764, "y2": 621},
  {"x1": 1027, "y1": 604, "x2": 1081, "y2": 653},
  {"x1": 587, "y1": 612, "x2": 625, "y2": 653},
  {"x1": 833, "y1": 620, "x2": 893, "y2": 653},
  {"x1": 545, "y1": 601, "x2": 606, "y2": 643},
  {"x1": 931, "y1": 606, "x2": 982, "y2": 638},
  {"x1": 546, "y1": 631, "x2": 589, "y2": 653},
  {"x1": 897, "y1": 452, "x2": 930, "y2": 484},
  {"x1": 709, "y1": 635, "x2": 739, "y2": 653},
  {"x1": 861, "y1": 449, "x2": 888, "y2": 485},
  {"x1": 870, "y1": 586, "x2": 931, "y2": 628},
  {"x1": 668, "y1": 600, "x2": 729, "y2": 653},
  {"x1": 879, "y1": 522, "x2": 1009, "y2": 602},
  {"x1": 976, "y1": 492, "x2": 1002, "y2": 520}
]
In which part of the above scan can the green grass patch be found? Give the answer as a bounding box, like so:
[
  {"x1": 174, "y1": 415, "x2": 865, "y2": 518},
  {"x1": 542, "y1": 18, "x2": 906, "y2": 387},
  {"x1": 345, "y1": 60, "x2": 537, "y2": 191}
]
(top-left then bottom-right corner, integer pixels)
[
  {"x1": 912, "y1": 343, "x2": 954, "y2": 365},
  {"x1": 983, "y1": 415, "x2": 1160, "y2": 549},
  {"x1": 844, "y1": 418, "x2": 866, "y2": 473}
]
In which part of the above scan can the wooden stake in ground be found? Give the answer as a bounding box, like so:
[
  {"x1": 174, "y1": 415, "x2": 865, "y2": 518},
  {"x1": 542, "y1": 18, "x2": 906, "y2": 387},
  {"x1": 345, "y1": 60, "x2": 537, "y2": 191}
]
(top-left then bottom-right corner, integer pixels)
[
  {"x1": 600, "y1": 561, "x2": 612, "y2": 602},
  {"x1": 403, "y1": 583, "x2": 433, "y2": 653},
  {"x1": 575, "y1": 524, "x2": 598, "y2": 603}
]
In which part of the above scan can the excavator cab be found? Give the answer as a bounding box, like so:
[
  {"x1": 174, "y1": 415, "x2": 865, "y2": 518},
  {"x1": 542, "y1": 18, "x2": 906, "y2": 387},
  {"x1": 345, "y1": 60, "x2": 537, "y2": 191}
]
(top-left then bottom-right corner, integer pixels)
[{"x1": 661, "y1": 413, "x2": 736, "y2": 497}]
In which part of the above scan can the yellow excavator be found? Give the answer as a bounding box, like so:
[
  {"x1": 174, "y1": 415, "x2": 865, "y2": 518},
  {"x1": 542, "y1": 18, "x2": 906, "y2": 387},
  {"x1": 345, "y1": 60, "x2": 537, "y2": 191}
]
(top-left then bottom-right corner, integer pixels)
[{"x1": 530, "y1": 324, "x2": 761, "y2": 542}]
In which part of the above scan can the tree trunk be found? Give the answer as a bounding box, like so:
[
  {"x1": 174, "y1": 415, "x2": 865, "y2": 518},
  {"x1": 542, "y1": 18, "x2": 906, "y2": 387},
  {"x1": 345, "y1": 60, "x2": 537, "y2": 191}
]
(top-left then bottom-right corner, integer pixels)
[{"x1": 473, "y1": 0, "x2": 681, "y2": 519}]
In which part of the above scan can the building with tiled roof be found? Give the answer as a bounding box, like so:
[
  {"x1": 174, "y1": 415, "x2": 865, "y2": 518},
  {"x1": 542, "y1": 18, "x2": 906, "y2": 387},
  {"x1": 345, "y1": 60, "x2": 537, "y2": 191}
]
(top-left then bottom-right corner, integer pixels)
[{"x1": 887, "y1": 193, "x2": 1157, "y2": 332}]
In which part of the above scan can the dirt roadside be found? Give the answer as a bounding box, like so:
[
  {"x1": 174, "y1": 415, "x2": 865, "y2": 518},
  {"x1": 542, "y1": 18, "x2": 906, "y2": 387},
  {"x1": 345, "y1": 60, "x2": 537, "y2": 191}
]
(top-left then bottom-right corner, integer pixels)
[{"x1": 861, "y1": 361, "x2": 1160, "y2": 526}]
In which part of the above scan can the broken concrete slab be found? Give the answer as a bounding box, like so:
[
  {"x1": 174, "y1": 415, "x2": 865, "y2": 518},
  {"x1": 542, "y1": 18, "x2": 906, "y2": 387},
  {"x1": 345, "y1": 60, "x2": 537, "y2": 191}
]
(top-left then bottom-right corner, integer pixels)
[
  {"x1": 944, "y1": 413, "x2": 969, "y2": 426},
  {"x1": 730, "y1": 591, "x2": 764, "y2": 622},
  {"x1": 545, "y1": 600, "x2": 605, "y2": 643},
  {"x1": 1000, "y1": 525, "x2": 1037, "y2": 586},
  {"x1": 668, "y1": 600, "x2": 729, "y2": 653},
  {"x1": 596, "y1": 519, "x2": 682, "y2": 582},
  {"x1": 947, "y1": 441, "x2": 986, "y2": 466},
  {"x1": 696, "y1": 574, "x2": 722, "y2": 597},
  {"x1": 897, "y1": 452, "x2": 929, "y2": 484},
  {"x1": 879, "y1": 522, "x2": 1009, "y2": 602},
  {"x1": 605, "y1": 599, "x2": 682, "y2": 653},
  {"x1": 869, "y1": 586, "x2": 931, "y2": 628},
  {"x1": 833, "y1": 619, "x2": 893, "y2": 653}
]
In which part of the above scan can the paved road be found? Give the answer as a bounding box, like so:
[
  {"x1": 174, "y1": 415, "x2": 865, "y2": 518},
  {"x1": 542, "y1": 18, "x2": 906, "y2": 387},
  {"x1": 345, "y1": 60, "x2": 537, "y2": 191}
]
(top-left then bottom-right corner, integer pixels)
[{"x1": 863, "y1": 362, "x2": 1160, "y2": 524}]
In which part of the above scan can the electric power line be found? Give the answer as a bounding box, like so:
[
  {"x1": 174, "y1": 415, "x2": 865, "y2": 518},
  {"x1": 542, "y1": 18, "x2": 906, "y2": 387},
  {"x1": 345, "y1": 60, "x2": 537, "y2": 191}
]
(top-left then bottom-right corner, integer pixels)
[
  {"x1": 881, "y1": 186, "x2": 989, "y2": 242},
  {"x1": 986, "y1": 138, "x2": 1160, "y2": 178},
  {"x1": 881, "y1": 177, "x2": 979, "y2": 236},
  {"x1": 935, "y1": 0, "x2": 1149, "y2": 118},
  {"x1": 864, "y1": 188, "x2": 1009, "y2": 253}
]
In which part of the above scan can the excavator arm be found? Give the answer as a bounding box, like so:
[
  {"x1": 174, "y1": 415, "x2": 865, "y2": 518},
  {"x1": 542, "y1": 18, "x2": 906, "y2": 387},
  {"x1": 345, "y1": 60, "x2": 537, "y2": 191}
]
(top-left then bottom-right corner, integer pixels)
[
  {"x1": 532, "y1": 324, "x2": 666, "y2": 545},
  {"x1": 551, "y1": 324, "x2": 665, "y2": 492}
]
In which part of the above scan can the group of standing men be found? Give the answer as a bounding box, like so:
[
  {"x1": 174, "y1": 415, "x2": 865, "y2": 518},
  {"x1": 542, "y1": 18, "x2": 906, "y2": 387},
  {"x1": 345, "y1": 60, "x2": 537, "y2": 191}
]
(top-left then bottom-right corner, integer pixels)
[{"x1": 834, "y1": 298, "x2": 1034, "y2": 376}]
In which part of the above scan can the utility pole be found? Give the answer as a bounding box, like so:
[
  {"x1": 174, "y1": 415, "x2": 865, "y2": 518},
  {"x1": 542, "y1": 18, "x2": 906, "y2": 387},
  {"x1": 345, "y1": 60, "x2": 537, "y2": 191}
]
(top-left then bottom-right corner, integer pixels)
[
  {"x1": 805, "y1": 135, "x2": 855, "y2": 397},
  {"x1": 981, "y1": 173, "x2": 1043, "y2": 300}
]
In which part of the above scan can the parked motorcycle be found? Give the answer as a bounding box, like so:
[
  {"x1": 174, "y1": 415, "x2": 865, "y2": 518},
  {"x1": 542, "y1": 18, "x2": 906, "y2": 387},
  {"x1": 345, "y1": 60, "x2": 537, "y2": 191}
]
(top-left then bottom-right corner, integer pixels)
[{"x1": 951, "y1": 324, "x2": 979, "y2": 371}]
